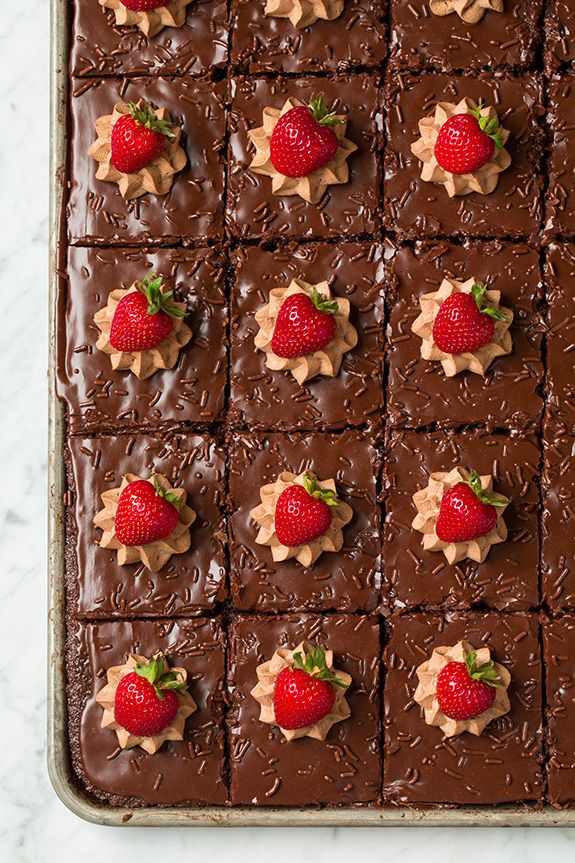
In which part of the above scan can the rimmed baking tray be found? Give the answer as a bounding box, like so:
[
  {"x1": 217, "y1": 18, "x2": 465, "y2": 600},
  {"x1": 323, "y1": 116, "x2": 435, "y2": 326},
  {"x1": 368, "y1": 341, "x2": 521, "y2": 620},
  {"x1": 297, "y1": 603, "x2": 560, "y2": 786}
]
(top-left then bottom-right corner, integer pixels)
[{"x1": 47, "y1": 0, "x2": 573, "y2": 826}]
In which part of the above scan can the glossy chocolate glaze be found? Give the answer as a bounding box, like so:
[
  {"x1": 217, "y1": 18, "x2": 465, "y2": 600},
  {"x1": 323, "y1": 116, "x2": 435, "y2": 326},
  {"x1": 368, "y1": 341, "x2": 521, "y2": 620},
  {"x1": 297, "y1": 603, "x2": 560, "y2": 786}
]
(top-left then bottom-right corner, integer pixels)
[
  {"x1": 229, "y1": 242, "x2": 384, "y2": 431},
  {"x1": 384, "y1": 73, "x2": 545, "y2": 240},
  {"x1": 67, "y1": 76, "x2": 226, "y2": 245},
  {"x1": 545, "y1": 244, "x2": 575, "y2": 428},
  {"x1": 70, "y1": 0, "x2": 229, "y2": 77},
  {"x1": 230, "y1": 0, "x2": 387, "y2": 73},
  {"x1": 542, "y1": 424, "x2": 575, "y2": 609},
  {"x1": 543, "y1": 614, "x2": 575, "y2": 807},
  {"x1": 389, "y1": 1, "x2": 543, "y2": 72},
  {"x1": 227, "y1": 613, "x2": 381, "y2": 805},
  {"x1": 57, "y1": 246, "x2": 227, "y2": 434},
  {"x1": 384, "y1": 612, "x2": 544, "y2": 805},
  {"x1": 545, "y1": 0, "x2": 575, "y2": 72},
  {"x1": 67, "y1": 618, "x2": 227, "y2": 805},
  {"x1": 383, "y1": 429, "x2": 541, "y2": 610},
  {"x1": 386, "y1": 240, "x2": 544, "y2": 430},
  {"x1": 227, "y1": 75, "x2": 382, "y2": 240},
  {"x1": 227, "y1": 430, "x2": 381, "y2": 612},
  {"x1": 546, "y1": 79, "x2": 575, "y2": 237},
  {"x1": 65, "y1": 433, "x2": 227, "y2": 617}
]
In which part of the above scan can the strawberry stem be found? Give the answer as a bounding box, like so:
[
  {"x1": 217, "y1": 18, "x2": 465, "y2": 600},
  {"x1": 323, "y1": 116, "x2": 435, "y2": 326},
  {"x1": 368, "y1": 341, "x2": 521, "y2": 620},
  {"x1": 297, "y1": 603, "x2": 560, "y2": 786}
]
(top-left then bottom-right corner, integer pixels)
[
  {"x1": 307, "y1": 94, "x2": 344, "y2": 127},
  {"x1": 464, "y1": 650, "x2": 502, "y2": 688},
  {"x1": 311, "y1": 287, "x2": 338, "y2": 316},
  {"x1": 138, "y1": 274, "x2": 186, "y2": 320},
  {"x1": 127, "y1": 102, "x2": 176, "y2": 141},
  {"x1": 471, "y1": 282, "x2": 507, "y2": 322},
  {"x1": 134, "y1": 653, "x2": 187, "y2": 701},
  {"x1": 470, "y1": 103, "x2": 504, "y2": 150},
  {"x1": 152, "y1": 476, "x2": 182, "y2": 508},
  {"x1": 291, "y1": 644, "x2": 347, "y2": 688},
  {"x1": 466, "y1": 469, "x2": 509, "y2": 508},
  {"x1": 302, "y1": 472, "x2": 339, "y2": 507}
]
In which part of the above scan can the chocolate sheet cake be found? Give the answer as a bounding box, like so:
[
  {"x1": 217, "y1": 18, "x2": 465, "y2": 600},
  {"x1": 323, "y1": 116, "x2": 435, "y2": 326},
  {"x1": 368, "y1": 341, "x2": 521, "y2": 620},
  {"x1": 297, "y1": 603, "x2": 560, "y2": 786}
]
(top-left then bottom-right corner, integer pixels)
[{"x1": 55, "y1": 0, "x2": 575, "y2": 812}]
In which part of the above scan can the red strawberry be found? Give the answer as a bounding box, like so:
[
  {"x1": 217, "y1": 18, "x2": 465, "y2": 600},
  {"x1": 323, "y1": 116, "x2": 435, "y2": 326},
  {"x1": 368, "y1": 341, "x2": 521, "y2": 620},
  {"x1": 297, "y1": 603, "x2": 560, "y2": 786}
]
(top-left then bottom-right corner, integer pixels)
[
  {"x1": 115, "y1": 477, "x2": 180, "y2": 547},
  {"x1": 121, "y1": 0, "x2": 165, "y2": 10},
  {"x1": 432, "y1": 282, "x2": 507, "y2": 355},
  {"x1": 272, "y1": 644, "x2": 345, "y2": 730},
  {"x1": 435, "y1": 469, "x2": 508, "y2": 544},
  {"x1": 114, "y1": 654, "x2": 187, "y2": 737},
  {"x1": 271, "y1": 289, "x2": 338, "y2": 358},
  {"x1": 434, "y1": 105, "x2": 504, "y2": 175},
  {"x1": 109, "y1": 274, "x2": 185, "y2": 352},
  {"x1": 436, "y1": 650, "x2": 501, "y2": 721},
  {"x1": 274, "y1": 473, "x2": 338, "y2": 547},
  {"x1": 269, "y1": 94, "x2": 342, "y2": 178},
  {"x1": 110, "y1": 102, "x2": 175, "y2": 174}
]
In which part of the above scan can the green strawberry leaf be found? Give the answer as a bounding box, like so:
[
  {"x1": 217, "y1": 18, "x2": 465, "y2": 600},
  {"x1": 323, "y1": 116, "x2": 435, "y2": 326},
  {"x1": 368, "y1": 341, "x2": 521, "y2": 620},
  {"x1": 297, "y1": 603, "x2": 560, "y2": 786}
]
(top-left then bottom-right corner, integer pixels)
[
  {"x1": 465, "y1": 650, "x2": 502, "y2": 688},
  {"x1": 471, "y1": 282, "x2": 508, "y2": 322},
  {"x1": 152, "y1": 476, "x2": 182, "y2": 508},
  {"x1": 302, "y1": 472, "x2": 339, "y2": 508},
  {"x1": 127, "y1": 102, "x2": 176, "y2": 140},
  {"x1": 134, "y1": 653, "x2": 187, "y2": 701},
  {"x1": 470, "y1": 103, "x2": 504, "y2": 150},
  {"x1": 466, "y1": 468, "x2": 509, "y2": 508},
  {"x1": 311, "y1": 287, "x2": 338, "y2": 316},
  {"x1": 291, "y1": 645, "x2": 347, "y2": 688},
  {"x1": 307, "y1": 94, "x2": 344, "y2": 127},
  {"x1": 139, "y1": 274, "x2": 186, "y2": 320}
]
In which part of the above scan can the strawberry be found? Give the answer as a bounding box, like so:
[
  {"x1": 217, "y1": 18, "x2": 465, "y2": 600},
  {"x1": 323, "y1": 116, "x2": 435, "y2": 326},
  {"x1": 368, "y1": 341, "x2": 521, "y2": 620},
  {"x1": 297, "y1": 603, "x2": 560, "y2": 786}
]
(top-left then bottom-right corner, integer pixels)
[
  {"x1": 434, "y1": 105, "x2": 504, "y2": 175},
  {"x1": 435, "y1": 469, "x2": 508, "y2": 544},
  {"x1": 436, "y1": 650, "x2": 502, "y2": 721},
  {"x1": 121, "y1": 0, "x2": 165, "y2": 10},
  {"x1": 269, "y1": 94, "x2": 343, "y2": 179},
  {"x1": 115, "y1": 477, "x2": 180, "y2": 547},
  {"x1": 114, "y1": 653, "x2": 187, "y2": 737},
  {"x1": 271, "y1": 289, "x2": 338, "y2": 358},
  {"x1": 109, "y1": 274, "x2": 185, "y2": 352},
  {"x1": 273, "y1": 644, "x2": 346, "y2": 730},
  {"x1": 274, "y1": 473, "x2": 338, "y2": 547},
  {"x1": 110, "y1": 102, "x2": 175, "y2": 174},
  {"x1": 432, "y1": 282, "x2": 507, "y2": 355}
]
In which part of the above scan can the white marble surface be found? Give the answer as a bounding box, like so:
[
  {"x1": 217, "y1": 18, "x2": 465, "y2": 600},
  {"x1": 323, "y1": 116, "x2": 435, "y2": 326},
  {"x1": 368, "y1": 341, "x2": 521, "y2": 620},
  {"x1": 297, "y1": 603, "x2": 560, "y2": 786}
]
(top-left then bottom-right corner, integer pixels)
[{"x1": 0, "y1": 0, "x2": 573, "y2": 858}]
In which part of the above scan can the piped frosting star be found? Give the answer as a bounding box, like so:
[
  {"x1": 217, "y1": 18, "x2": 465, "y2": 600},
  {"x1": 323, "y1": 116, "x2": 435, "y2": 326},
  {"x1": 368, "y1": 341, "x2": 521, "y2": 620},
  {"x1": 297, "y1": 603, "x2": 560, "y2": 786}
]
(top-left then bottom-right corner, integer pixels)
[
  {"x1": 99, "y1": 0, "x2": 195, "y2": 38},
  {"x1": 429, "y1": 0, "x2": 503, "y2": 24},
  {"x1": 264, "y1": 0, "x2": 344, "y2": 28}
]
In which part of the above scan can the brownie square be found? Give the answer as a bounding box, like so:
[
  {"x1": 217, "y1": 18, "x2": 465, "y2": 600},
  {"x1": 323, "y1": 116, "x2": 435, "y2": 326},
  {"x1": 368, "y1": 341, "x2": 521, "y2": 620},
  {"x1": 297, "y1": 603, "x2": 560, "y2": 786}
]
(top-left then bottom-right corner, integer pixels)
[
  {"x1": 546, "y1": 79, "x2": 575, "y2": 238},
  {"x1": 227, "y1": 613, "x2": 381, "y2": 805},
  {"x1": 229, "y1": 241, "x2": 384, "y2": 431},
  {"x1": 384, "y1": 429, "x2": 541, "y2": 610},
  {"x1": 227, "y1": 430, "x2": 381, "y2": 612},
  {"x1": 67, "y1": 77, "x2": 226, "y2": 245},
  {"x1": 384, "y1": 73, "x2": 544, "y2": 240},
  {"x1": 384, "y1": 612, "x2": 544, "y2": 805},
  {"x1": 57, "y1": 246, "x2": 227, "y2": 434},
  {"x1": 543, "y1": 615, "x2": 575, "y2": 806},
  {"x1": 67, "y1": 618, "x2": 227, "y2": 805},
  {"x1": 230, "y1": 0, "x2": 387, "y2": 73},
  {"x1": 66, "y1": 433, "x2": 227, "y2": 617},
  {"x1": 542, "y1": 425, "x2": 575, "y2": 609},
  {"x1": 545, "y1": 0, "x2": 575, "y2": 72},
  {"x1": 70, "y1": 0, "x2": 228, "y2": 77},
  {"x1": 227, "y1": 75, "x2": 382, "y2": 240},
  {"x1": 389, "y1": 1, "x2": 543, "y2": 72},
  {"x1": 386, "y1": 239, "x2": 544, "y2": 430},
  {"x1": 545, "y1": 243, "x2": 575, "y2": 427}
]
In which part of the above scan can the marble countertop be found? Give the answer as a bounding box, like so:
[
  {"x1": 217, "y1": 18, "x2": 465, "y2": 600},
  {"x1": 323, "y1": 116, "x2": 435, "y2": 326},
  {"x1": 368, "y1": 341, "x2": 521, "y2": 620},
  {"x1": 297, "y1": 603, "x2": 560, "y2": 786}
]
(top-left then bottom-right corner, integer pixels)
[{"x1": 0, "y1": 0, "x2": 572, "y2": 858}]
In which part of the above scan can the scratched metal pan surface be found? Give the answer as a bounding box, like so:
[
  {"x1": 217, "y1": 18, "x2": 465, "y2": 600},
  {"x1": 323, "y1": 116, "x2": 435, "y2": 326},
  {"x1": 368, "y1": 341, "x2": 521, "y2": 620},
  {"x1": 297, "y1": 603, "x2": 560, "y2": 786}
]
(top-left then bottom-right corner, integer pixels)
[{"x1": 47, "y1": 0, "x2": 572, "y2": 827}]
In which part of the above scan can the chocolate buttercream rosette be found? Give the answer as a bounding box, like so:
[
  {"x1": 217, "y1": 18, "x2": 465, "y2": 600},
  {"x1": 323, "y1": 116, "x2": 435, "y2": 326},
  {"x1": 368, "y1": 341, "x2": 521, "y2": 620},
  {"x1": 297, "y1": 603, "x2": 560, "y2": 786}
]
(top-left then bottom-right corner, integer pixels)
[
  {"x1": 93, "y1": 472, "x2": 196, "y2": 571},
  {"x1": 99, "y1": 0, "x2": 195, "y2": 37},
  {"x1": 412, "y1": 466, "x2": 508, "y2": 564},
  {"x1": 250, "y1": 471, "x2": 353, "y2": 567},
  {"x1": 411, "y1": 97, "x2": 511, "y2": 197},
  {"x1": 251, "y1": 641, "x2": 351, "y2": 741},
  {"x1": 88, "y1": 100, "x2": 187, "y2": 201},
  {"x1": 96, "y1": 652, "x2": 197, "y2": 754},
  {"x1": 429, "y1": 0, "x2": 503, "y2": 24},
  {"x1": 248, "y1": 97, "x2": 357, "y2": 204},
  {"x1": 411, "y1": 276, "x2": 513, "y2": 377},
  {"x1": 414, "y1": 639, "x2": 511, "y2": 738},
  {"x1": 254, "y1": 278, "x2": 358, "y2": 385},
  {"x1": 264, "y1": 0, "x2": 344, "y2": 28}
]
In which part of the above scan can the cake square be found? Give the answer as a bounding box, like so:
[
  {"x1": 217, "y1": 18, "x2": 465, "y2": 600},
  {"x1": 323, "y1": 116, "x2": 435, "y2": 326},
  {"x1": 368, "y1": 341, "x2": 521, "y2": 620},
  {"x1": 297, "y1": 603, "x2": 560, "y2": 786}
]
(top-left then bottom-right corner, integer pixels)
[
  {"x1": 57, "y1": 246, "x2": 227, "y2": 434},
  {"x1": 67, "y1": 617, "x2": 227, "y2": 805},
  {"x1": 543, "y1": 615, "x2": 575, "y2": 807},
  {"x1": 229, "y1": 241, "x2": 384, "y2": 431},
  {"x1": 230, "y1": 0, "x2": 387, "y2": 73},
  {"x1": 227, "y1": 613, "x2": 381, "y2": 805},
  {"x1": 545, "y1": 243, "x2": 575, "y2": 428},
  {"x1": 227, "y1": 430, "x2": 381, "y2": 612},
  {"x1": 66, "y1": 433, "x2": 227, "y2": 617},
  {"x1": 383, "y1": 611, "x2": 544, "y2": 805},
  {"x1": 546, "y1": 79, "x2": 575, "y2": 237},
  {"x1": 545, "y1": 1, "x2": 575, "y2": 72},
  {"x1": 383, "y1": 73, "x2": 544, "y2": 240},
  {"x1": 389, "y1": 1, "x2": 543, "y2": 72},
  {"x1": 542, "y1": 424, "x2": 575, "y2": 609},
  {"x1": 386, "y1": 239, "x2": 544, "y2": 430},
  {"x1": 70, "y1": 0, "x2": 229, "y2": 77},
  {"x1": 384, "y1": 429, "x2": 541, "y2": 610},
  {"x1": 227, "y1": 75, "x2": 382, "y2": 240},
  {"x1": 67, "y1": 76, "x2": 226, "y2": 245}
]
